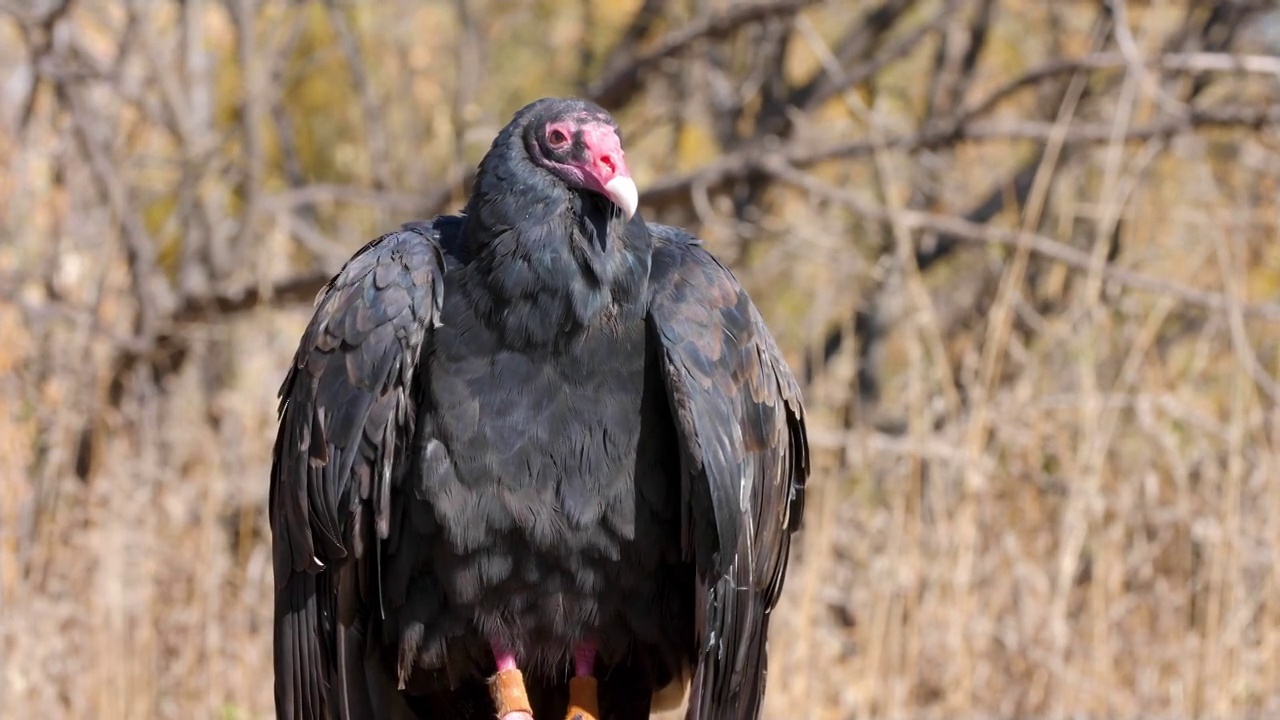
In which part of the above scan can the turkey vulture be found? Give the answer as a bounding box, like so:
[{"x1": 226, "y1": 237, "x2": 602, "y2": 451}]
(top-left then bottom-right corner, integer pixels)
[{"x1": 270, "y1": 97, "x2": 808, "y2": 720}]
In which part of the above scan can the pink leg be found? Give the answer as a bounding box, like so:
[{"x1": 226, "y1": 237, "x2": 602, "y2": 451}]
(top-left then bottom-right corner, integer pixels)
[
  {"x1": 573, "y1": 640, "x2": 596, "y2": 677},
  {"x1": 489, "y1": 641, "x2": 534, "y2": 720},
  {"x1": 493, "y1": 642, "x2": 519, "y2": 673}
]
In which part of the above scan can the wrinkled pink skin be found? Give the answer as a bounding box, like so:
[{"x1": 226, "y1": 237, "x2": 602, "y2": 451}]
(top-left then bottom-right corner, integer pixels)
[{"x1": 538, "y1": 120, "x2": 636, "y2": 218}]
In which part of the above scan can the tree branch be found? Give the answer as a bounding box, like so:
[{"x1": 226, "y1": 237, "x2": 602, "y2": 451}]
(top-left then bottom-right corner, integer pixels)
[
  {"x1": 789, "y1": 0, "x2": 923, "y2": 114},
  {"x1": 766, "y1": 160, "x2": 1280, "y2": 322},
  {"x1": 591, "y1": 0, "x2": 670, "y2": 92},
  {"x1": 587, "y1": 0, "x2": 824, "y2": 109},
  {"x1": 62, "y1": 83, "x2": 173, "y2": 343},
  {"x1": 961, "y1": 51, "x2": 1280, "y2": 121},
  {"x1": 170, "y1": 272, "x2": 333, "y2": 323},
  {"x1": 641, "y1": 102, "x2": 1280, "y2": 211}
]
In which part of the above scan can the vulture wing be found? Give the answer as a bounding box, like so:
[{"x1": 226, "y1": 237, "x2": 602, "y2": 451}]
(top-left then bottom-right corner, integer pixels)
[
  {"x1": 270, "y1": 221, "x2": 451, "y2": 720},
  {"x1": 645, "y1": 225, "x2": 809, "y2": 720}
]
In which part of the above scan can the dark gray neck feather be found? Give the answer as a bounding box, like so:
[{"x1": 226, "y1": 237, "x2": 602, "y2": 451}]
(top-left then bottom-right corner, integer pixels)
[{"x1": 458, "y1": 139, "x2": 652, "y2": 351}]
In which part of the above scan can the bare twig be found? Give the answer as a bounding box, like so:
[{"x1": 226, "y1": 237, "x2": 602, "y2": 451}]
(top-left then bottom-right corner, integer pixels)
[
  {"x1": 262, "y1": 184, "x2": 423, "y2": 212},
  {"x1": 591, "y1": 0, "x2": 670, "y2": 89},
  {"x1": 587, "y1": 0, "x2": 824, "y2": 108},
  {"x1": 1109, "y1": 0, "x2": 1191, "y2": 118},
  {"x1": 961, "y1": 51, "x2": 1280, "y2": 121},
  {"x1": 787, "y1": 0, "x2": 920, "y2": 113},
  {"x1": 7, "y1": 0, "x2": 74, "y2": 131},
  {"x1": 324, "y1": 0, "x2": 392, "y2": 191},
  {"x1": 766, "y1": 160, "x2": 1280, "y2": 323},
  {"x1": 641, "y1": 103, "x2": 1280, "y2": 211},
  {"x1": 170, "y1": 272, "x2": 334, "y2": 323},
  {"x1": 62, "y1": 84, "x2": 173, "y2": 343},
  {"x1": 232, "y1": 0, "x2": 265, "y2": 276},
  {"x1": 1214, "y1": 229, "x2": 1280, "y2": 401}
]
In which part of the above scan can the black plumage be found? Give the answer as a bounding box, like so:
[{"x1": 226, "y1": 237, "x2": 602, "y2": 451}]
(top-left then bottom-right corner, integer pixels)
[{"x1": 270, "y1": 98, "x2": 808, "y2": 720}]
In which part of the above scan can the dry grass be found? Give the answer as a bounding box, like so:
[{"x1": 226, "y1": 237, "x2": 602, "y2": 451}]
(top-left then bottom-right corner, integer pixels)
[{"x1": 3, "y1": 1, "x2": 1280, "y2": 719}]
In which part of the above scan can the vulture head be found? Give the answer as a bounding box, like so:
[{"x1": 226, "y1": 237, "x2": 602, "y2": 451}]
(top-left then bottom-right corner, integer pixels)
[
  {"x1": 518, "y1": 98, "x2": 638, "y2": 221},
  {"x1": 468, "y1": 98, "x2": 640, "y2": 235},
  {"x1": 464, "y1": 98, "x2": 650, "y2": 332}
]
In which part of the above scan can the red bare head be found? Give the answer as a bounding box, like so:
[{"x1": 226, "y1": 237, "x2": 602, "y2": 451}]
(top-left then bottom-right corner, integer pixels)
[{"x1": 522, "y1": 99, "x2": 639, "y2": 220}]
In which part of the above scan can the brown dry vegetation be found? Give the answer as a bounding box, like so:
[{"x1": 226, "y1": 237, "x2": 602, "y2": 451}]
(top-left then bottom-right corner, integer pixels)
[{"x1": 2, "y1": 1, "x2": 1280, "y2": 718}]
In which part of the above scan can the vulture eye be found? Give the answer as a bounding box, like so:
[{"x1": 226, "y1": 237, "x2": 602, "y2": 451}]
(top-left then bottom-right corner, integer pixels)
[{"x1": 547, "y1": 128, "x2": 569, "y2": 147}]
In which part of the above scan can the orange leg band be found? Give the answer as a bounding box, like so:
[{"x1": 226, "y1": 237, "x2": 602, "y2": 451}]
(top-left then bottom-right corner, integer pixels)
[
  {"x1": 490, "y1": 668, "x2": 533, "y2": 716},
  {"x1": 564, "y1": 675, "x2": 599, "y2": 720}
]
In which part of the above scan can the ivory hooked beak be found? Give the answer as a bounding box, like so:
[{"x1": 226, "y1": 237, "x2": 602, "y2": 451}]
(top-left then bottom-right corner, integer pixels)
[{"x1": 603, "y1": 175, "x2": 639, "y2": 221}]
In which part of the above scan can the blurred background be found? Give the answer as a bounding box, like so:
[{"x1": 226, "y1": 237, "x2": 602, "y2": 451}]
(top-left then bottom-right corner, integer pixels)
[{"x1": 2, "y1": 0, "x2": 1280, "y2": 718}]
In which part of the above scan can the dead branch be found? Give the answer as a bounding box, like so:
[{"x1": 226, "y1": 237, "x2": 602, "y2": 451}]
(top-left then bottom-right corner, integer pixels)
[
  {"x1": 766, "y1": 160, "x2": 1280, "y2": 322},
  {"x1": 787, "y1": 0, "x2": 921, "y2": 114},
  {"x1": 962, "y1": 51, "x2": 1280, "y2": 121},
  {"x1": 323, "y1": 0, "x2": 392, "y2": 191},
  {"x1": 641, "y1": 102, "x2": 1280, "y2": 210},
  {"x1": 587, "y1": 0, "x2": 825, "y2": 108},
  {"x1": 262, "y1": 184, "x2": 423, "y2": 212},
  {"x1": 922, "y1": 0, "x2": 995, "y2": 129},
  {"x1": 232, "y1": 0, "x2": 265, "y2": 278},
  {"x1": 171, "y1": 272, "x2": 333, "y2": 323},
  {"x1": 62, "y1": 84, "x2": 173, "y2": 343},
  {"x1": 592, "y1": 0, "x2": 671, "y2": 91}
]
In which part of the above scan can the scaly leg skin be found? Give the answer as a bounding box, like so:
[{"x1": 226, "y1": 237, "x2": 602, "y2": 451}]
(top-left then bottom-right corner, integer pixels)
[
  {"x1": 489, "y1": 643, "x2": 534, "y2": 720},
  {"x1": 565, "y1": 642, "x2": 599, "y2": 720}
]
